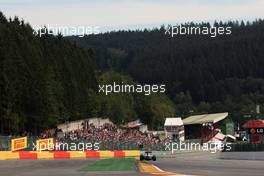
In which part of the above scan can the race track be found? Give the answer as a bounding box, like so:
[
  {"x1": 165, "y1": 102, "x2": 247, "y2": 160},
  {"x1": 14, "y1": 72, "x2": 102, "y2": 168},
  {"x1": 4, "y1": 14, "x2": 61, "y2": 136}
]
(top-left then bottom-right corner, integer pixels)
[
  {"x1": 0, "y1": 152, "x2": 263, "y2": 176},
  {"x1": 149, "y1": 152, "x2": 264, "y2": 176}
]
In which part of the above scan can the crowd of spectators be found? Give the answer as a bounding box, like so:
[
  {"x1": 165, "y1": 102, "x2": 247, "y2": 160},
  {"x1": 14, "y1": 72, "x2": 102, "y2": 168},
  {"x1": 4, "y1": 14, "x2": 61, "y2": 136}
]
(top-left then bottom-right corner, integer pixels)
[
  {"x1": 63, "y1": 123, "x2": 171, "y2": 148},
  {"x1": 1, "y1": 123, "x2": 171, "y2": 150}
]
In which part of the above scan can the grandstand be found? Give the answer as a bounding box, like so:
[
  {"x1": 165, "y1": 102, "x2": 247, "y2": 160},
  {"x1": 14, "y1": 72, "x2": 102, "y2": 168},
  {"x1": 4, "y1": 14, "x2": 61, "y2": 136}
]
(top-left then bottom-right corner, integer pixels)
[{"x1": 183, "y1": 112, "x2": 228, "y2": 143}]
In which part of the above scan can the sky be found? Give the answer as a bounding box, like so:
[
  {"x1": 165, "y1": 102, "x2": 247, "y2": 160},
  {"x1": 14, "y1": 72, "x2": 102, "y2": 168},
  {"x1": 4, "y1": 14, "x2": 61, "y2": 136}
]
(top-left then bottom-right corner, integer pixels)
[{"x1": 1, "y1": 0, "x2": 264, "y2": 32}]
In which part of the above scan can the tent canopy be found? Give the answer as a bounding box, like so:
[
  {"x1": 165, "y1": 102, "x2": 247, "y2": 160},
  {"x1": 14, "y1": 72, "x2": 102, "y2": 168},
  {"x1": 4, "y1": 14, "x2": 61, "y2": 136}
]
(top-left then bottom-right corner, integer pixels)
[
  {"x1": 164, "y1": 117, "x2": 183, "y2": 126},
  {"x1": 242, "y1": 120, "x2": 264, "y2": 129}
]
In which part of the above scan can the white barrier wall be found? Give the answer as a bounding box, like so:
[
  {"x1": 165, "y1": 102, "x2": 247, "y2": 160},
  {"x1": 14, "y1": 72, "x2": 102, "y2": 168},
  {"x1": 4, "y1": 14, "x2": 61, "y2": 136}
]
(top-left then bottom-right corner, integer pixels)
[
  {"x1": 57, "y1": 118, "x2": 114, "y2": 132},
  {"x1": 88, "y1": 118, "x2": 113, "y2": 127},
  {"x1": 220, "y1": 152, "x2": 264, "y2": 160}
]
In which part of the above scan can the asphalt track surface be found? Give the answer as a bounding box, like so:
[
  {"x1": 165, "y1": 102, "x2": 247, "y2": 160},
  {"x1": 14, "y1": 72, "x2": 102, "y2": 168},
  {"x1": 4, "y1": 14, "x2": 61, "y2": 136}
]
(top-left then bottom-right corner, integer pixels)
[
  {"x1": 0, "y1": 159, "x2": 150, "y2": 176},
  {"x1": 0, "y1": 152, "x2": 264, "y2": 176},
  {"x1": 149, "y1": 152, "x2": 264, "y2": 176}
]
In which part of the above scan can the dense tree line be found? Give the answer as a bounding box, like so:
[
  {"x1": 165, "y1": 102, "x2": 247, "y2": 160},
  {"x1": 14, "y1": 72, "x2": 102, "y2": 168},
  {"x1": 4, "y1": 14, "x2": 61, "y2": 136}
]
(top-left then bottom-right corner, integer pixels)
[
  {"x1": 0, "y1": 12, "x2": 175, "y2": 133},
  {"x1": 1, "y1": 11, "x2": 264, "y2": 134},
  {"x1": 69, "y1": 19, "x2": 264, "y2": 124},
  {"x1": 89, "y1": 71, "x2": 176, "y2": 129},
  {"x1": 0, "y1": 12, "x2": 98, "y2": 134}
]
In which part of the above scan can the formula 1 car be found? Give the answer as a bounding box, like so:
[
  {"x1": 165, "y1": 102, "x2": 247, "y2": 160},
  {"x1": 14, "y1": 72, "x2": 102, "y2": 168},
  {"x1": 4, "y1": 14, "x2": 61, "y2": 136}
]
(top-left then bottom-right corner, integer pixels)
[{"x1": 140, "y1": 151, "x2": 156, "y2": 161}]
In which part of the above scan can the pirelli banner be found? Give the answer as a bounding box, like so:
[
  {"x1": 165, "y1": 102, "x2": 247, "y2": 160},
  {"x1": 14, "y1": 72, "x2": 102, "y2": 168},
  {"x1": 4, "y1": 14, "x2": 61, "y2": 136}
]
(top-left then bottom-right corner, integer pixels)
[
  {"x1": 11, "y1": 137, "x2": 28, "y2": 151},
  {"x1": 36, "y1": 138, "x2": 54, "y2": 151}
]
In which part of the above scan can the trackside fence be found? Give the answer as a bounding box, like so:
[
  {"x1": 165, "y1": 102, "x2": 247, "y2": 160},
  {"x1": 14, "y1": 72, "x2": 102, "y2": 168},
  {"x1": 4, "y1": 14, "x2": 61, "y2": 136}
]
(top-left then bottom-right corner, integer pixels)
[{"x1": 1, "y1": 136, "x2": 209, "y2": 151}]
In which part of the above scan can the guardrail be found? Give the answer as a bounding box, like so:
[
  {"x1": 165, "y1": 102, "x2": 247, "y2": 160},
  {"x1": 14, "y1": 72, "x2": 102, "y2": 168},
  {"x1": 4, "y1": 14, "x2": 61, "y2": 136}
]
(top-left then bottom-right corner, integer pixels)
[
  {"x1": 0, "y1": 136, "x2": 39, "y2": 151},
  {"x1": 0, "y1": 135, "x2": 203, "y2": 151},
  {"x1": 223, "y1": 143, "x2": 264, "y2": 152}
]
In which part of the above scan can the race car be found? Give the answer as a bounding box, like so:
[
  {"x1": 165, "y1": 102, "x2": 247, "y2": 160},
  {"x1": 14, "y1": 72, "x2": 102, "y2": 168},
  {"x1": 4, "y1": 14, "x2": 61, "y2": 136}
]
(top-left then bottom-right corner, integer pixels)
[{"x1": 140, "y1": 151, "x2": 156, "y2": 161}]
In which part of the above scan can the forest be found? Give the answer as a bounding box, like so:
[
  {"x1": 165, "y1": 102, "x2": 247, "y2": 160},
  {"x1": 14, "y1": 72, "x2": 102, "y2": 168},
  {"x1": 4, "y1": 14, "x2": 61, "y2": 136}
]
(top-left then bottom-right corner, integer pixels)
[
  {"x1": 68, "y1": 19, "x2": 264, "y2": 125},
  {"x1": 0, "y1": 12, "x2": 98, "y2": 133},
  {"x1": 0, "y1": 12, "x2": 175, "y2": 133},
  {"x1": 1, "y1": 10, "x2": 264, "y2": 134}
]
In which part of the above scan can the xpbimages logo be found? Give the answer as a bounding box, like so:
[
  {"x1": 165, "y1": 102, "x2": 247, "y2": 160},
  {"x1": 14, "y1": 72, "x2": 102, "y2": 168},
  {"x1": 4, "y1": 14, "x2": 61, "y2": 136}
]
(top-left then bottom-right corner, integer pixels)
[
  {"x1": 165, "y1": 25, "x2": 232, "y2": 38},
  {"x1": 165, "y1": 141, "x2": 232, "y2": 154},
  {"x1": 33, "y1": 24, "x2": 100, "y2": 37},
  {"x1": 98, "y1": 82, "x2": 166, "y2": 95}
]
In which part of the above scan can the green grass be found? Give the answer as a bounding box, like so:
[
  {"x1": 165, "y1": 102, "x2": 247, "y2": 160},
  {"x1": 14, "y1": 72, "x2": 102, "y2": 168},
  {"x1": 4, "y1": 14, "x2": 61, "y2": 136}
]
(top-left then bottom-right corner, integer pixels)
[{"x1": 80, "y1": 158, "x2": 137, "y2": 172}]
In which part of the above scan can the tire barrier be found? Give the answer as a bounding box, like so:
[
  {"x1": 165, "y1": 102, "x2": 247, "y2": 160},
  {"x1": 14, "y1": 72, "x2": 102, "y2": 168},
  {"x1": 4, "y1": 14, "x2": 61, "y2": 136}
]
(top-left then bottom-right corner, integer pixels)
[{"x1": 0, "y1": 150, "x2": 140, "y2": 160}]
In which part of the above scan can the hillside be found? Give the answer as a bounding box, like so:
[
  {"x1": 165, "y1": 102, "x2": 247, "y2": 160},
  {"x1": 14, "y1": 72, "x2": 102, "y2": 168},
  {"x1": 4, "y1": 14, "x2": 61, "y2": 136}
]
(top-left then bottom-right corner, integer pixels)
[
  {"x1": 0, "y1": 12, "x2": 176, "y2": 133},
  {"x1": 2, "y1": 11, "x2": 264, "y2": 133},
  {"x1": 68, "y1": 20, "x2": 264, "y2": 122}
]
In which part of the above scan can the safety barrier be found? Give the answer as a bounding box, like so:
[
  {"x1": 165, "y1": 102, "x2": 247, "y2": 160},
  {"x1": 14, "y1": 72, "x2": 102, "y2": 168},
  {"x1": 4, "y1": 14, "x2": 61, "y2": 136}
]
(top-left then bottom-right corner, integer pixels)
[
  {"x1": 1, "y1": 135, "x2": 204, "y2": 151},
  {"x1": 220, "y1": 151, "x2": 264, "y2": 160},
  {"x1": 0, "y1": 150, "x2": 140, "y2": 160},
  {"x1": 223, "y1": 143, "x2": 264, "y2": 152},
  {"x1": 0, "y1": 136, "x2": 166, "y2": 151},
  {"x1": 0, "y1": 136, "x2": 39, "y2": 151}
]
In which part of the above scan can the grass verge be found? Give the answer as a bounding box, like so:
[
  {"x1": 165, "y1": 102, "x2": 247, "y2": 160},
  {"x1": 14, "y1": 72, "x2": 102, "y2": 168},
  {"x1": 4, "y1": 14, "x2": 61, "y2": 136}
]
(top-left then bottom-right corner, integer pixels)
[{"x1": 80, "y1": 158, "x2": 137, "y2": 172}]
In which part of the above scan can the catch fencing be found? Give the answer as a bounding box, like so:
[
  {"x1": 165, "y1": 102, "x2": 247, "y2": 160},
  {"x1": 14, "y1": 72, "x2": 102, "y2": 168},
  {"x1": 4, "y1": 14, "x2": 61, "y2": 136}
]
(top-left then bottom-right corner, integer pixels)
[{"x1": 1, "y1": 135, "x2": 202, "y2": 151}]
